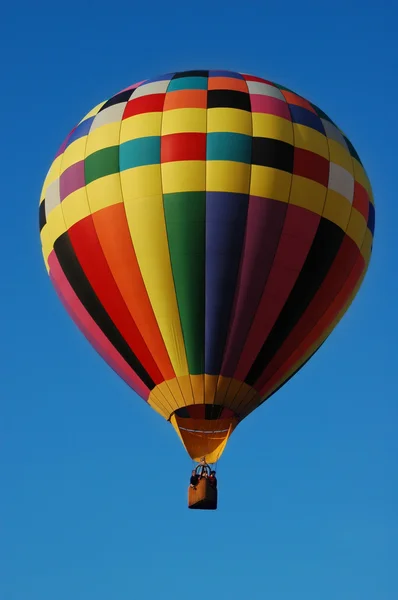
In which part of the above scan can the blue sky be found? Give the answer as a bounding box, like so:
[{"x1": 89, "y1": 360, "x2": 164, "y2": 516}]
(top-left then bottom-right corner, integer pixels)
[{"x1": 1, "y1": 1, "x2": 397, "y2": 598}]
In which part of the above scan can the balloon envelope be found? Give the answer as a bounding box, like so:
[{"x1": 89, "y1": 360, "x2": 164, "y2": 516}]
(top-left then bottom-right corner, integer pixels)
[{"x1": 39, "y1": 70, "x2": 375, "y2": 462}]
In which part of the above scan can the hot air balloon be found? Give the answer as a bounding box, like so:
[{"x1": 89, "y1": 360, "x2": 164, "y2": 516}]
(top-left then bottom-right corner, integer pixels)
[{"x1": 39, "y1": 70, "x2": 375, "y2": 510}]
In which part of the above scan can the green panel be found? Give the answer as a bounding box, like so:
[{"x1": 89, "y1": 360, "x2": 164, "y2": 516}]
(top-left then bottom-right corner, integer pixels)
[
  {"x1": 164, "y1": 192, "x2": 205, "y2": 374},
  {"x1": 85, "y1": 146, "x2": 119, "y2": 184}
]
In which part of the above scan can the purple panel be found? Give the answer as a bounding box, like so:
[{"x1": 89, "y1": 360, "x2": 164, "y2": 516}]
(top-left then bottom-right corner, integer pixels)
[
  {"x1": 205, "y1": 192, "x2": 249, "y2": 374},
  {"x1": 59, "y1": 160, "x2": 86, "y2": 201},
  {"x1": 221, "y1": 196, "x2": 288, "y2": 377}
]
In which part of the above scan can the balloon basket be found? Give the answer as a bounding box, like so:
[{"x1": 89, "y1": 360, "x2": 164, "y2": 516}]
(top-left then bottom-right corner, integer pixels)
[{"x1": 188, "y1": 476, "x2": 218, "y2": 510}]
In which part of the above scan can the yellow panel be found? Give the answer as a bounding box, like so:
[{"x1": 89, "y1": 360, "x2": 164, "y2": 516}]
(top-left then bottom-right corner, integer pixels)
[
  {"x1": 368, "y1": 183, "x2": 375, "y2": 205},
  {"x1": 61, "y1": 188, "x2": 90, "y2": 229},
  {"x1": 79, "y1": 101, "x2": 106, "y2": 122},
  {"x1": 289, "y1": 175, "x2": 326, "y2": 215},
  {"x1": 86, "y1": 122, "x2": 121, "y2": 154},
  {"x1": 345, "y1": 207, "x2": 367, "y2": 249},
  {"x1": 293, "y1": 124, "x2": 329, "y2": 159},
  {"x1": 161, "y1": 108, "x2": 207, "y2": 134},
  {"x1": 120, "y1": 112, "x2": 162, "y2": 143},
  {"x1": 40, "y1": 155, "x2": 63, "y2": 201},
  {"x1": 40, "y1": 225, "x2": 54, "y2": 265},
  {"x1": 322, "y1": 190, "x2": 351, "y2": 231},
  {"x1": 147, "y1": 389, "x2": 170, "y2": 419},
  {"x1": 214, "y1": 376, "x2": 232, "y2": 405},
  {"x1": 86, "y1": 173, "x2": 123, "y2": 213},
  {"x1": 153, "y1": 379, "x2": 185, "y2": 412},
  {"x1": 60, "y1": 138, "x2": 87, "y2": 171},
  {"x1": 328, "y1": 139, "x2": 353, "y2": 172},
  {"x1": 235, "y1": 388, "x2": 261, "y2": 417},
  {"x1": 123, "y1": 194, "x2": 188, "y2": 377},
  {"x1": 250, "y1": 165, "x2": 291, "y2": 201},
  {"x1": 46, "y1": 204, "x2": 66, "y2": 247},
  {"x1": 175, "y1": 376, "x2": 195, "y2": 406},
  {"x1": 207, "y1": 108, "x2": 252, "y2": 135},
  {"x1": 353, "y1": 158, "x2": 373, "y2": 199},
  {"x1": 189, "y1": 375, "x2": 205, "y2": 404},
  {"x1": 204, "y1": 374, "x2": 218, "y2": 404},
  {"x1": 170, "y1": 414, "x2": 236, "y2": 463},
  {"x1": 361, "y1": 228, "x2": 373, "y2": 263},
  {"x1": 228, "y1": 381, "x2": 255, "y2": 412},
  {"x1": 120, "y1": 164, "x2": 162, "y2": 200},
  {"x1": 155, "y1": 387, "x2": 175, "y2": 417},
  {"x1": 161, "y1": 161, "x2": 206, "y2": 194},
  {"x1": 223, "y1": 379, "x2": 246, "y2": 409},
  {"x1": 252, "y1": 113, "x2": 293, "y2": 144},
  {"x1": 206, "y1": 161, "x2": 250, "y2": 194}
]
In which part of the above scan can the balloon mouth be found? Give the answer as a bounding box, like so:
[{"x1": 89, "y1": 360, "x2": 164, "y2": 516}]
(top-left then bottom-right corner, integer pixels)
[{"x1": 170, "y1": 404, "x2": 238, "y2": 463}]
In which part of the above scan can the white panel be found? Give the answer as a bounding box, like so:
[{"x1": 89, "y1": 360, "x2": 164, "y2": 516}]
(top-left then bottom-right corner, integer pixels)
[
  {"x1": 328, "y1": 162, "x2": 355, "y2": 202},
  {"x1": 45, "y1": 178, "x2": 61, "y2": 216},
  {"x1": 90, "y1": 103, "x2": 127, "y2": 130},
  {"x1": 132, "y1": 80, "x2": 171, "y2": 98},
  {"x1": 246, "y1": 81, "x2": 285, "y2": 101}
]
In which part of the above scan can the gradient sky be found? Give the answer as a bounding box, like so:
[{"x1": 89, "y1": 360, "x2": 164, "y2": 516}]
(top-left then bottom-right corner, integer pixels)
[{"x1": 1, "y1": 1, "x2": 397, "y2": 599}]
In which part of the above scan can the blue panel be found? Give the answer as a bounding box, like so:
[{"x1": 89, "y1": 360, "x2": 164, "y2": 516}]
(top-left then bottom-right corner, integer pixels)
[
  {"x1": 209, "y1": 70, "x2": 244, "y2": 79},
  {"x1": 289, "y1": 105, "x2": 325, "y2": 134},
  {"x1": 205, "y1": 192, "x2": 249, "y2": 374},
  {"x1": 65, "y1": 116, "x2": 95, "y2": 148},
  {"x1": 367, "y1": 201, "x2": 375, "y2": 235}
]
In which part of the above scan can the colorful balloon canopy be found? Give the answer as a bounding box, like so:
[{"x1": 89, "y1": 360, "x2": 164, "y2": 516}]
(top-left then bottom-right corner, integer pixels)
[{"x1": 39, "y1": 70, "x2": 375, "y2": 463}]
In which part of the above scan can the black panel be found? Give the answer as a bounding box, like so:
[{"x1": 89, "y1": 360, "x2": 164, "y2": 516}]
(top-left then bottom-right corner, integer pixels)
[
  {"x1": 173, "y1": 70, "x2": 209, "y2": 78},
  {"x1": 246, "y1": 218, "x2": 345, "y2": 386},
  {"x1": 344, "y1": 136, "x2": 362, "y2": 164},
  {"x1": 207, "y1": 89, "x2": 251, "y2": 112},
  {"x1": 205, "y1": 405, "x2": 223, "y2": 420},
  {"x1": 54, "y1": 233, "x2": 155, "y2": 390},
  {"x1": 39, "y1": 200, "x2": 46, "y2": 231},
  {"x1": 252, "y1": 137, "x2": 294, "y2": 172},
  {"x1": 99, "y1": 89, "x2": 134, "y2": 111},
  {"x1": 175, "y1": 407, "x2": 190, "y2": 418}
]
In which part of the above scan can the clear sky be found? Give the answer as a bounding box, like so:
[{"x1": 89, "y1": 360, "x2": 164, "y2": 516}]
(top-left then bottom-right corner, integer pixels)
[{"x1": 1, "y1": 1, "x2": 397, "y2": 599}]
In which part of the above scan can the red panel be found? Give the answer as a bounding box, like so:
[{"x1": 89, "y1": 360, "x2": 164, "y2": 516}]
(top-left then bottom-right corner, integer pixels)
[
  {"x1": 255, "y1": 235, "x2": 361, "y2": 391},
  {"x1": 48, "y1": 251, "x2": 150, "y2": 400},
  {"x1": 294, "y1": 148, "x2": 329, "y2": 187},
  {"x1": 353, "y1": 181, "x2": 369, "y2": 221},
  {"x1": 259, "y1": 252, "x2": 366, "y2": 398},
  {"x1": 242, "y1": 74, "x2": 274, "y2": 85},
  {"x1": 161, "y1": 133, "x2": 207, "y2": 162},
  {"x1": 123, "y1": 94, "x2": 165, "y2": 119},
  {"x1": 234, "y1": 205, "x2": 321, "y2": 381},
  {"x1": 282, "y1": 91, "x2": 317, "y2": 114},
  {"x1": 92, "y1": 204, "x2": 175, "y2": 381},
  {"x1": 188, "y1": 405, "x2": 206, "y2": 419},
  {"x1": 68, "y1": 216, "x2": 165, "y2": 384},
  {"x1": 249, "y1": 95, "x2": 292, "y2": 120}
]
